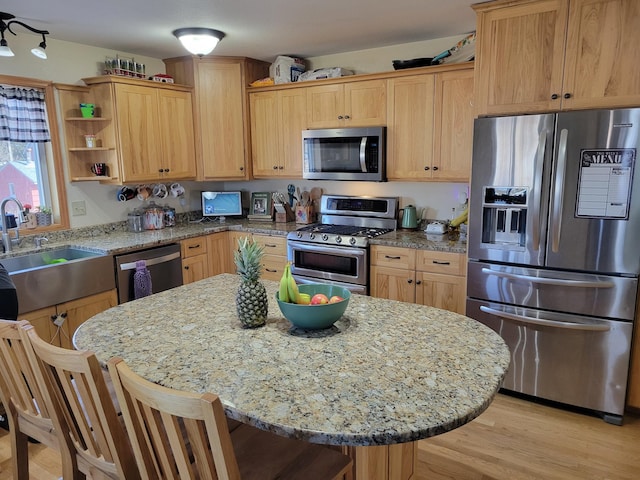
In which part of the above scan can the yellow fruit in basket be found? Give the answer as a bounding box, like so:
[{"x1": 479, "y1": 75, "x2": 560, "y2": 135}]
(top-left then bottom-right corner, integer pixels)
[{"x1": 297, "y1": 293, "x2": 311, "y2": 305}]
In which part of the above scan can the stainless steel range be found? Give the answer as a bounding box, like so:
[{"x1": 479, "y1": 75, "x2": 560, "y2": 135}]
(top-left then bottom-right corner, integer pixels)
[{"x1": 287, "y1": 195, "x2": 398, "y2": 294}]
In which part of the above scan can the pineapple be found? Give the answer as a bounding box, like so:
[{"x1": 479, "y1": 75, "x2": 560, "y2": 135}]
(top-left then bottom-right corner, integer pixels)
[{"x1": 234, "y1": 236, "x2": 268, "y2": 328}]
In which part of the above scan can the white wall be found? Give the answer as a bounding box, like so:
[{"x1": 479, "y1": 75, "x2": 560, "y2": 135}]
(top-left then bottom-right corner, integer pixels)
[{"x1": 2, "y1": 33, "x2": 469, "y2": 227}]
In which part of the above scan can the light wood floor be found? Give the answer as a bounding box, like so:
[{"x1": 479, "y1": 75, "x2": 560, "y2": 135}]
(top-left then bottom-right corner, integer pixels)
[{"x1": 1, "y1": 393, "x2": 639, "y2": 479}]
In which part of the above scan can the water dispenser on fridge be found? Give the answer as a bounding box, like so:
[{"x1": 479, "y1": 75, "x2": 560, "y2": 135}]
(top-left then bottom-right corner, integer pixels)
[{"x1": 480, "y1": 186, "x2": 527, "y2": 248}]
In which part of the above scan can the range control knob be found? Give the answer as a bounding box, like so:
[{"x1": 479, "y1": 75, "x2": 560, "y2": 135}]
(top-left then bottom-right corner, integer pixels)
[
  {"x1": 322, "y1": 234, "x2": 329, "y2": 241},
  {"x1": 349, "y1": 237, "x2": 357, "y2": 245},
  {"x1": 296, "y1": 231, "x2": 303, "y2": 238},
  {"x1": 309, "y1": 233, "x2": 316, "y2": 240},
  {"x1": 336, "y1": 236, "x2": 342, "y2": 244}
]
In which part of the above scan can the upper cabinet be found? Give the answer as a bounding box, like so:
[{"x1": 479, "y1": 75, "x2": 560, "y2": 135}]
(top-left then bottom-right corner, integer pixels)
[
  {"x1": 306, "y1": 79, "x2": 386, "y2": 128},
  {"x1": 164, "y1": 56, "x2": 270, "y2": 181},
  {"x1": 58, "y1": 76, "x2": 196, "y2": 183},
  {"x1": 387, "y1": 64, "x2": 474, "y2": 181},
  {"x1": 474, "y1": 0, "x2": 640, "y2": 116},
  {"x1": 250, "y1": 89, "x2": 306, "y2": 178}
]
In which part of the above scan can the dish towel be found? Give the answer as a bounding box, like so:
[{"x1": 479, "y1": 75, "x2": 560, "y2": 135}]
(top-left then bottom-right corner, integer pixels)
[{"x1": 133, "y1": 260, "x2": 152, "y2": 299}]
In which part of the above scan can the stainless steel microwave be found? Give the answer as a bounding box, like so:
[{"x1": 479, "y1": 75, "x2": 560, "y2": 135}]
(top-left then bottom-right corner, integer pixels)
[{"x1": 302, "y1": 126, "x2": 386, "y2": 181}]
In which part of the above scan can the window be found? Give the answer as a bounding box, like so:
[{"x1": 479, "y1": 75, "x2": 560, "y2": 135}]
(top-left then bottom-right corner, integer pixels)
[{"x1": 0, "y1": 75, "x2": 68, "y2": 230}]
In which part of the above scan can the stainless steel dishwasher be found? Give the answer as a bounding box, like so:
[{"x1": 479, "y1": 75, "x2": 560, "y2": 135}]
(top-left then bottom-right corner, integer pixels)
[{"x1": 114, "y1": 244, "x2": 182, "y2": 303}]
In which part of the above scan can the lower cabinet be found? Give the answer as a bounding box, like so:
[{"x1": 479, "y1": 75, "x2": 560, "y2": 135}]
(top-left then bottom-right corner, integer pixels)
[
  {"x1": 181, "y1": 236, "x2": 210, "y2": 284},
  {"x1": 252, "y1": 234, "x2": 288, "y2": 282},
  {"x1": 207, "y1": 231, "x2": 230, "y2": 277},
  {"x1": 370, "y1": 245, "x2": 466, "y2": 314},
  {"x1": 21, "y1": 289, "x2": 118, "y2": 349},
  {"x1": 340, "y1": 442, "x2": 416, "y2": 480}
]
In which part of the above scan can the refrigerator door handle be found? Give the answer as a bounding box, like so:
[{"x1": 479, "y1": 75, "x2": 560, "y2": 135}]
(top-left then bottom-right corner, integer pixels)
[
  {"x1": 480, "y1": 267, "x2": 615, "y2": 288},
  {"x1": 531, "y1": 130, "x2": 546, "y2": 251},
  {"x1": 479, "y1": 306, "x2": 611, "y2": 332},
  {"x1": 551, "y1": 128, "x2": 569, "y2": 252}
]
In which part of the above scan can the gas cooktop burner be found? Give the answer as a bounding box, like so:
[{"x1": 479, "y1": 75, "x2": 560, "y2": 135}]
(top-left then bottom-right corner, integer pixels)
[{"x1": 296, "y1": 224, "x2": 393, "y2": 238}]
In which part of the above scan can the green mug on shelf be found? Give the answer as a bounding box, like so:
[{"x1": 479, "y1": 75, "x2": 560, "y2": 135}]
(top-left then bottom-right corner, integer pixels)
[{"x1": 80, "y1": 103, "x2": 95, "y2": 118}]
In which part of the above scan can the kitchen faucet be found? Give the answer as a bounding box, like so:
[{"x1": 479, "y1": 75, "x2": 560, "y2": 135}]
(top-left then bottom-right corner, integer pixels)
[{"x1": 1, "y1": 197, "x2": 23, "y2": 253}]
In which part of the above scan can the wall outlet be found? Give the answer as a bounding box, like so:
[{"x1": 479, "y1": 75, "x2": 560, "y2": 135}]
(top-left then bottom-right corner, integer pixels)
[{"x1": 72, "y1": 200, "x2": 86, "y2": 216}]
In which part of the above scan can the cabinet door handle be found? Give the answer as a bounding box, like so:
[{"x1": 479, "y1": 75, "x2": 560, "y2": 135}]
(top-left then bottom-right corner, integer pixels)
[
  {"x1": 273, "y1": 165, "x2": 278, "y2": 170},
  {"x1": 344, "y1": 115, "x2": 350, "y2": 119},
  {"x1": 239, "y1": 166, "x2": 244, "y2": 171},
  {"x1": 424, "y1": 166, "x2": 430, "y2": 171},
  {"x1": 164, "y1": 168, "x2": 170, "y2": 173},
  {"x1": 158, "y1": 168, "x2": 163, "y2": 173},
  {"x1": 432, "y1": 166, "x2": 439, "y2": 171},
  {"x1": 184, "y1": 265, "x2": 190, "y2": 270},
  {"x1": 563, "y1": 93, "x2": 571, "y2": 99},
  {"x1": 407, "y1": 279, "x2": 413, "y2": 284},
  {"x1": 264, "y1": 244, "x2": 277, "y2": 248},
  {"x1": 551, "y1": 93, "x2": 559, "y2": 100},
  {"x1": 279, "y1": 166, "x2": 284, "y2": 170},
  {"x1": 337, "y1": 115, "x2": 344, "y2": 120},
  {"x1": 416, "y1": 280, "x2": 422, "y2": 285},
  {"x1": 432, "y1": 260, "x2": 450, "y2": 265},
  {"x1": 385, "y1": 255, "x2": 401, "y2": 260},
  {"x1": 189, "y1": 244, "x2": 201, "y2": 249},
  {"x1": 265, "y1": 268, "x2": 277, "y2": 273}
]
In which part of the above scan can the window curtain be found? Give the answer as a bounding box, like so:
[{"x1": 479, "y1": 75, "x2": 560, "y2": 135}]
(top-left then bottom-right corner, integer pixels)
[{"x1": 0, "y1": 86, "x2": 51, "y2": 143}]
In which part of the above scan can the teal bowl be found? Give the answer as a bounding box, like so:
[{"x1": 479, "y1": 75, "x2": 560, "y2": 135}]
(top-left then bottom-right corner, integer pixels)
[{"x1": 276, "y1": 284, "x2": 351, "y2": 329}]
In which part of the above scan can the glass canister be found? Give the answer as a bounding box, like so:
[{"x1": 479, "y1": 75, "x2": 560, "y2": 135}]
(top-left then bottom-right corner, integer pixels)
[
  {"x1": 143, "y1": 202, "x2": 165, "y2": 230},
  {"x1": 127, "y1": 209, "x2": 143, "y2": 232},
  {"x1": 163, "y1": 205, "x2": 176, "y2": 227}
]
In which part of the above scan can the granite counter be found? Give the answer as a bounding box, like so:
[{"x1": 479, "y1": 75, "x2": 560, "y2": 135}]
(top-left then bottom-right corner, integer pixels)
[
  {"x1": 74, "y1": 273, "x2": 509, "y2": 447},
  {"x1": 1, "y1": 219, "x2": 466, "y2": 261}
]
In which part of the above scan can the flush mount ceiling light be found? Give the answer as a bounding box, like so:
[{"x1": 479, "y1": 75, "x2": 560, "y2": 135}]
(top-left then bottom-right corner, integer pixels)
[
  {"x1": 173, "y1": 28, "x2": 225, "y2": 57},
  {"x1": 0, "y1": 12, "x2": 50, "y2": 59}
]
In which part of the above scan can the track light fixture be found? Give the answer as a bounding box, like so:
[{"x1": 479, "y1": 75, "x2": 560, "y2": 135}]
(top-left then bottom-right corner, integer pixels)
[
  {"x1": 0, "y1": 12, "x2": 50, "y2": 59},
  {"x1": 173, "y1": 28, "x2": 225, "y2": 57}
]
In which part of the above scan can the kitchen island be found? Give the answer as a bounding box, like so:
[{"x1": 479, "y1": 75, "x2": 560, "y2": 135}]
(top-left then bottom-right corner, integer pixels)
[{"x1": 74, "y1": 273, "x2": 509, "y2": 479}]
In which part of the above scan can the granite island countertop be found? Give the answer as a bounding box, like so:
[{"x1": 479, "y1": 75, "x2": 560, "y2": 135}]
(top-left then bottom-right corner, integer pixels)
[
  {"x1": 74, "y1": 273, "x2": 509, "y2": 447},
  {"x1": 1, "y1": 219, "x2": 466, "y2": 260}
]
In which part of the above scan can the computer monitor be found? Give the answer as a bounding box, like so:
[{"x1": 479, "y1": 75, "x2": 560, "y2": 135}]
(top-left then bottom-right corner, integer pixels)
[{"x1": 201, "y1": 191, "x2": 243, "y2": 222}]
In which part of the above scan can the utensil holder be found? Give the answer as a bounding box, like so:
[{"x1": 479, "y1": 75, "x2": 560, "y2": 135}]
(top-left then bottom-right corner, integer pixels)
[{"x1": 295, "y1": 205, "x2": 314, "y2": 224}]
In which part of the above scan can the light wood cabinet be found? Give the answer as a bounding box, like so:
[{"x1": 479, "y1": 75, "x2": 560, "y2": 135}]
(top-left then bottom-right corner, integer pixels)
[
  {"x1": 207, "y1": 232, "x2": 230, "y2": 277},
  {"x1": 56, "y1": 83, "x2": 120, "y2": 182},
  {"x1": 474, "y1": 0, "x2": 640, "y2": 115},
  {"x1": 181, "y1": 236, "x2": 209, "y2": 284},
  {"x1": 21, "y1": 289, "x2": 118, "y2": 349},
  {"x1": 306, "y1": 80, "x2": 386, "y2": 128},
  {"x1": 250, "y1": 89, "x2": 306, "y2": 178},
  {"x1": 370, "y1": 245, "x2": 466, "y2": 314},
  {"x1": 79, "y1": 76, "x2": 196, "y2": 183},
  {"x1": 432, "y1": 69, "x2": 475, "y2": 181},
  {"x1": 164, "y1": 56, "x2": 270, "y2": 180},
  {"x1": 252, "y1": 234, "x2": 288, "y2": 282},
  {"x1": 387, "y1": 65, "x2": 474, "y2": 181}
]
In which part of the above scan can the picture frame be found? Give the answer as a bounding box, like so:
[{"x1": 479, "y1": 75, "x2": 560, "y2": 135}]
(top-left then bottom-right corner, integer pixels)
[{"x1": 249, "y1": 191, "x2": 273, "y2": 219}]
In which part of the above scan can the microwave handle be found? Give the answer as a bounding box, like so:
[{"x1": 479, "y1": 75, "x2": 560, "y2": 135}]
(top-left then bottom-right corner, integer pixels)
[{"x1": 359, "y1": 137, "x2": 368, "y2": 173}]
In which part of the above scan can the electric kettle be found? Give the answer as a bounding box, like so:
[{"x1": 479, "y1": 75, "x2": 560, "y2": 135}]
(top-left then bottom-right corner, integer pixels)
[{"x1": 401, "y1": 205, "x2": 418, "y2": 229}]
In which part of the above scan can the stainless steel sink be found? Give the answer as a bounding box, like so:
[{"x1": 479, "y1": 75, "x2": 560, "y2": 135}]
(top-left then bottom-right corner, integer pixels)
[
  {"x1": 2, "y1": 247, "x2": 116, "y2": 314},
  {"x1": 2, "y1": 247, "x2": 106, "y2": 274}
]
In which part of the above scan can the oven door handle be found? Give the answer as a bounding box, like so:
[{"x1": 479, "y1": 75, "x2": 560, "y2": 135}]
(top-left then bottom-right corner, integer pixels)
[
  {"x1": 479, "y1": 306, "x2": 610, "y2": 332},
  {"x1": 359, "y1": 136, "x2": 368, "y2": 173},
  {"x1": 289, "y1": 241, "x2": 366, "y2": 258}
]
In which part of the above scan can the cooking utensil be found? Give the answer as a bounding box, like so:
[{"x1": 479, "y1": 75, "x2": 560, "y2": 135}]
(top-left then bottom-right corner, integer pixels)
[
  {"x1": 301, "y1": 191, "x2": 310, "y2": 207},
  {"x1": 287, "y1": 184, "x2": 296, "y2": 207},
  {"x1": 310, "y1": 187, "x2": 322, "y2": 208},
  {"x1": 296, "y1": 187, "x2": 302, "y2": 206}
]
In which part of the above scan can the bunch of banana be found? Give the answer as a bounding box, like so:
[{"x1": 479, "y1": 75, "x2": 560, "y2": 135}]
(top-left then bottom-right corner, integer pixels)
[
  {"x1": 450, "y1": 207, "x2": 469, "y2": 228},
  {"x1": 279, "y1": 263, "x2": 311, "y2": 305}
]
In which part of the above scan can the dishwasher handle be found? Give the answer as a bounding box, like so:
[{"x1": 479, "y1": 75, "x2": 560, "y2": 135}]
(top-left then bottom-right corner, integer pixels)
[{"x1": 119, "y1": 251, "x2": 181, "y2": 271}]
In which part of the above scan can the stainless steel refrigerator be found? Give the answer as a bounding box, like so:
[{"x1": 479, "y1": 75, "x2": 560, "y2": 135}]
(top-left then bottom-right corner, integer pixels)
[{"x1": 466, "y1": 108, "x2": 640, "y2": 425}]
